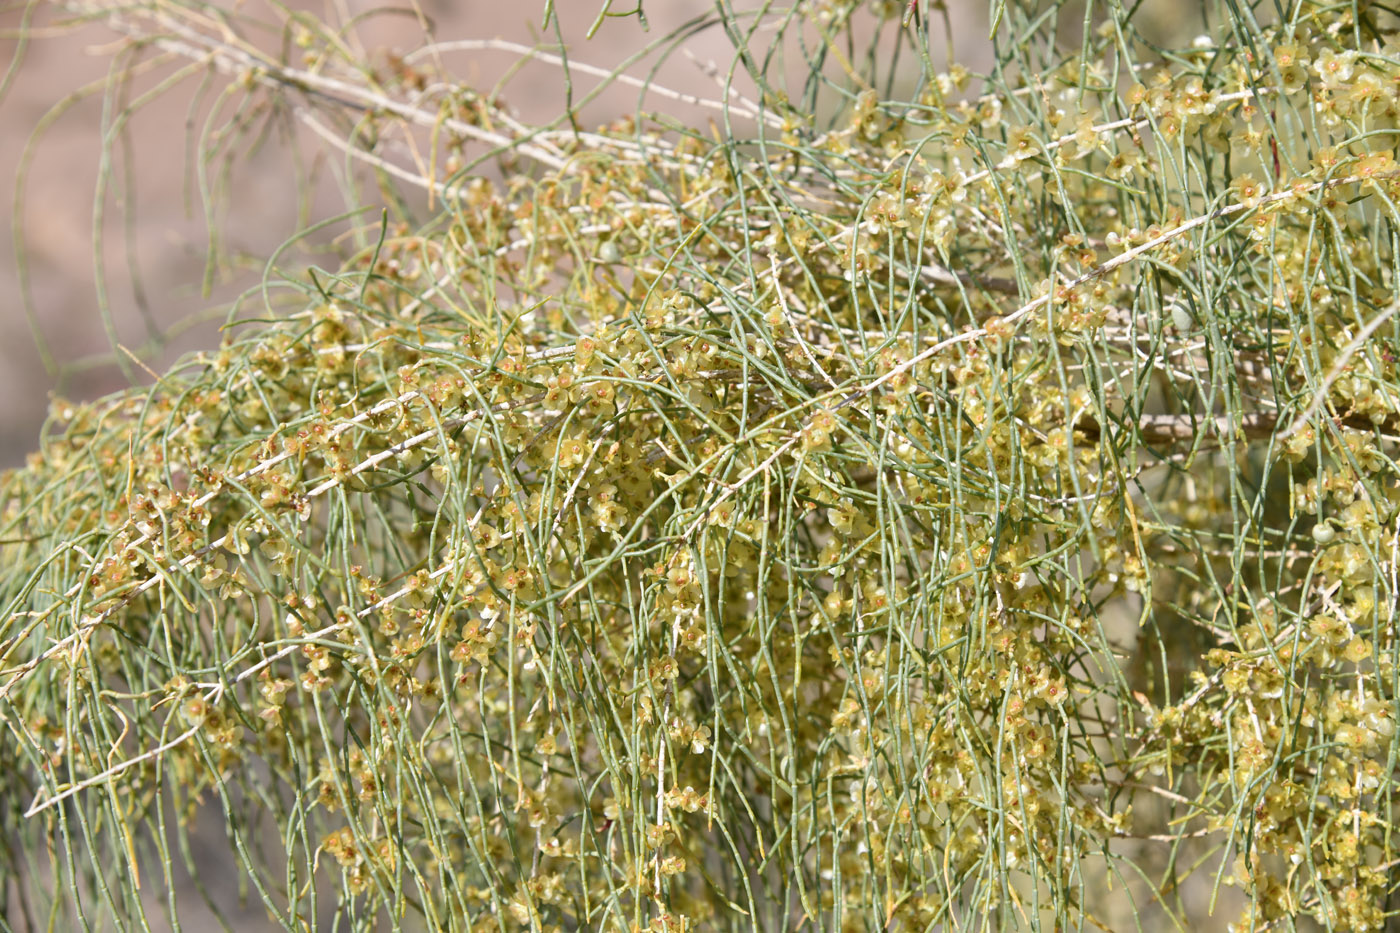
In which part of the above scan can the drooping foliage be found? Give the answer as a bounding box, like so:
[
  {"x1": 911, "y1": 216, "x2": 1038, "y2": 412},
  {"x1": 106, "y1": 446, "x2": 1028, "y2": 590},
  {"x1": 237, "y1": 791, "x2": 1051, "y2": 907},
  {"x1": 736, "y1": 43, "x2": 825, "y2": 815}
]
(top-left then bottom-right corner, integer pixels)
[{"x1": 6, "y1": 1, "x2": 1400, "y2": 930}]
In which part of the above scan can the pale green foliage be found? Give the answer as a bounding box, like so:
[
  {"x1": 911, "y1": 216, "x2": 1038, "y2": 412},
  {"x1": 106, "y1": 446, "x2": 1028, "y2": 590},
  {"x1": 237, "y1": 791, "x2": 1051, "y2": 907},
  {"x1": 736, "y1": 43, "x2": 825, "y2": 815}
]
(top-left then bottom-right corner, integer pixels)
[{"x1": 6, "y1": 1, "x2": 1400, "y2": 931}]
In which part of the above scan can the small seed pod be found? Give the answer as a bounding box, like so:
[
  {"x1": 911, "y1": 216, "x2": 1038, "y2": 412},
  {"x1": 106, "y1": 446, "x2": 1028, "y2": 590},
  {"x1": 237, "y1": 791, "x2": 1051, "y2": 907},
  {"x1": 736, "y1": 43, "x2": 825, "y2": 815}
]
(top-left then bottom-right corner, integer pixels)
[{"x1": 1167, "y1": 298, "x2": 1193, "y2": 332}]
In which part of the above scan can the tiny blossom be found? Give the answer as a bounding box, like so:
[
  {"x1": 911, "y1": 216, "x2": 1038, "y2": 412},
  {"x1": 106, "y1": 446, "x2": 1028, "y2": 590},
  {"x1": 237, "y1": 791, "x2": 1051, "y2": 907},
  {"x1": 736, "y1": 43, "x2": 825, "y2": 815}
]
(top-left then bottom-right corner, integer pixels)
[
  {"x1": 1314, "y1": 47, "x2": 1358, "y2": 85},
  {"x1": 1232, "y1": 173, "x2": 1265, "y2": 209},
  {"x1": 9, "y1": 5, "x2": 1400, "y2": 933}
]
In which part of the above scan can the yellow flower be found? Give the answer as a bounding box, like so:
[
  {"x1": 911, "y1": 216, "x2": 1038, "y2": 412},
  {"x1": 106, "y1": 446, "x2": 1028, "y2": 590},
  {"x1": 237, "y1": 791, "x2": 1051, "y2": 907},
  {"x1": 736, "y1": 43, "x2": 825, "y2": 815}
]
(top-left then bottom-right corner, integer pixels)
[
  {"x1": 1231, "y1": 173, "x2": 1265, "y2": 209},
  {"x1": 1314, "y1": 47, "x2": 1357, "y2": 85}
]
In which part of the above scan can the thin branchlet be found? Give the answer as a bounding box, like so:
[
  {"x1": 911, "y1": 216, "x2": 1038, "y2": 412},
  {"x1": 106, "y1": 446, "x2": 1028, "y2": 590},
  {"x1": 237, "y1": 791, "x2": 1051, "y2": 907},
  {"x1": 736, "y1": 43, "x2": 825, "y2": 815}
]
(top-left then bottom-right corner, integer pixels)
[{"x1": 5, "y1": 2, "x2": 1400, "y2": 932}]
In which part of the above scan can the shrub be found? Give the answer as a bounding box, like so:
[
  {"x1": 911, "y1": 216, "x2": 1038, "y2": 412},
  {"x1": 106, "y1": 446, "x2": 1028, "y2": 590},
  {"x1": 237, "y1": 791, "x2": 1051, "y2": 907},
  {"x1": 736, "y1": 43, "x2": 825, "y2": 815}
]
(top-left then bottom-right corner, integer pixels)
[{"x1": 5, "y1": 1, "x2": 1400, "y2": 930}]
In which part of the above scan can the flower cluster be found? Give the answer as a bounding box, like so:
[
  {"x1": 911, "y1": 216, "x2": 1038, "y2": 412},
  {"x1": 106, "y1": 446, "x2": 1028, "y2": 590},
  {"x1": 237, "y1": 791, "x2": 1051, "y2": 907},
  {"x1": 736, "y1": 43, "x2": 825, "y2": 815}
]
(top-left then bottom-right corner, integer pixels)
[{"x1": 6, "y1": 1, "x2": 1400, "y2": 931}]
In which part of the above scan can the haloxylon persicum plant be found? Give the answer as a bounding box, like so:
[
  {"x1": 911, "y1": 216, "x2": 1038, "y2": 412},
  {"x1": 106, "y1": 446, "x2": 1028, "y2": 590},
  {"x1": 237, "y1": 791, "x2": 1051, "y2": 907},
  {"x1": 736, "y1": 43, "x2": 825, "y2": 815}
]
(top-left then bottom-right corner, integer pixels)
[{"x1": 5, "y1": 1, "x2": 1400, "y2": 930}]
